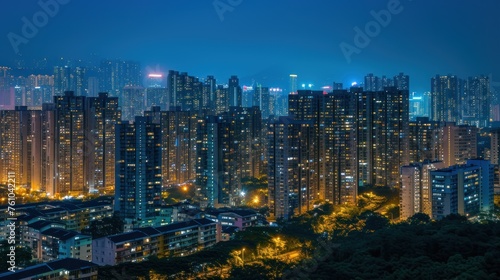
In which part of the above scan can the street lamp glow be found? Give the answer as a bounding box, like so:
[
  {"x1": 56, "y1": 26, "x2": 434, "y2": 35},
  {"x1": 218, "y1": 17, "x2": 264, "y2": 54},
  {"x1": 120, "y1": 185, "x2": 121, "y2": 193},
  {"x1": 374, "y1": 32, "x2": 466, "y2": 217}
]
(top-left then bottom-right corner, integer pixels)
[{"x1": 242, "y1": 248, "x2": 245, "y2": 266}]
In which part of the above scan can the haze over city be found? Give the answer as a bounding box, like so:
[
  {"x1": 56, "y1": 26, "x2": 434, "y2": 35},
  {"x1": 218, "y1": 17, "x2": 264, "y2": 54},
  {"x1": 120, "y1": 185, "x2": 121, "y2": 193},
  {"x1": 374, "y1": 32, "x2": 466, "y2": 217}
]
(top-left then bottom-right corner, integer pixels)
[{"x1": 1, "y1": 0, "x2": 500, "y2": 93}]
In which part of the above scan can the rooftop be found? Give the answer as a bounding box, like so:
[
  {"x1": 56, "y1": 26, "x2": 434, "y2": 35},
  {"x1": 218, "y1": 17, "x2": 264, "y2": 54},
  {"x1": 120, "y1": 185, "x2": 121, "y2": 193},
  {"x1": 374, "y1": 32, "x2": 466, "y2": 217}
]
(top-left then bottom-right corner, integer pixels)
[{"x1": 0, "y1": 258, "x2": 97, "y2": 280}]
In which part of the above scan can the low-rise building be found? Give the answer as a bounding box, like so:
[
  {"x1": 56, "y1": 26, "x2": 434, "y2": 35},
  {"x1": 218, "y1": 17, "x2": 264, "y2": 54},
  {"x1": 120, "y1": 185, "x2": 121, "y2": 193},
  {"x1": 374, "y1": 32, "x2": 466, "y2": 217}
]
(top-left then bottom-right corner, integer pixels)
[
  {"x1": 431, "y1": 159, "x2": 494, "y2": 220},
  {"x1": 23, "y1": 220, "x2": 65, "y2": 260},
  {"x1": 0, "y1": 197, "x2": 113, "y2": 241},
  {"x1": 41, "y1": 228, "x2": 92, "y2": 262},
  {"x1": 0, "y1": 258, "x2": 98, "y2": 280},
  {"x1": 205, "y1": 209, "x2": 260, "y2": 230},
  {"x1": 92, "y1": 218, "x2": 219, "y2": 266}
]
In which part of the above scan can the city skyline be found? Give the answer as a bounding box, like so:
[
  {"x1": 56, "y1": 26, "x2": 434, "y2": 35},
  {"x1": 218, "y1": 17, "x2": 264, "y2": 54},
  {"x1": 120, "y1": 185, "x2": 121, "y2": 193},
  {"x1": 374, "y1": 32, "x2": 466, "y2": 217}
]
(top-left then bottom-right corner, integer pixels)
[
  {"x1": 0, "y1": 1, "x2": 499, "y2": 93},
  {"x1": 1, "y1": 1, "x2": 500, "y2": 278}
]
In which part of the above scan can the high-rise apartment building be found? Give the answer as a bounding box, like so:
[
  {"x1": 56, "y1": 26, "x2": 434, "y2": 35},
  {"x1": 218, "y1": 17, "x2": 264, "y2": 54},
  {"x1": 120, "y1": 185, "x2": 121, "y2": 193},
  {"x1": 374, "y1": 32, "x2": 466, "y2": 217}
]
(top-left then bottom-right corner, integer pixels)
[
  {"x1": 228, "y1": 75, "x2": 242, "y2": 107},
  {"x1": 167, "y1": 70, "x2": 203, "y2": 111},
  {"x1": 196, "y1": 107, "x2": 263, "y2": 208},
  {"x1": 268, "y1": 117, "x2": 315, "y2": 219},
  {"x1": 215, "y1": 85, "x2": 229, "y2": 115},
  {"x1": 400, "y1": 160, "x2": 445, "y2": 220},
  {"x1": 203, "y1": 76, "x2": 217, "y2": 112},
  {"x1": 145, "y1": 107, "x2": 198, "y2": 187},
  {"x1": 54, "y1": 92, "x2": 86, "y2": 195},
  {"x1": 430, "y1": 160, "x2": 493, "y2": 220},
  {"x1": 466, "y1": 159, "x2": 494, "y2": 212},
  {"x1": 431, "y1": 75, "x2": 462, "y2": 123},
  {"x1": 288, "y1": 90, "x2": 330, "y2": 203},
  {"x1": 394, "y1": 72, "x2": 410, "y2": 91},
  {"x1": 331, "y1": 90, "x2": 358, "y2": 205},
  {"x1": 85, "y1": 93, "x2": 121, "y2": 193},
  {"x1": 440, "y1": 123, "x2": 478, "y2": 167},
  {"x1": 355, "y1": 87, "x2": 410, "y2": 188},
  {"x1": 114, "y1": 116, "x2": 162, "y2": 221},
  {"x1": 289, "y1": 74, "x2": 298, "y2": 95},
  {"x1": 364, "y1": 73, "x2": 393, "y2": 91},
  {"x1": 463, "y1": 76, "x2": 490, "y2": 127},
  {"x1": 408, "y1": 117, "x2": 441, "y2": 163}
]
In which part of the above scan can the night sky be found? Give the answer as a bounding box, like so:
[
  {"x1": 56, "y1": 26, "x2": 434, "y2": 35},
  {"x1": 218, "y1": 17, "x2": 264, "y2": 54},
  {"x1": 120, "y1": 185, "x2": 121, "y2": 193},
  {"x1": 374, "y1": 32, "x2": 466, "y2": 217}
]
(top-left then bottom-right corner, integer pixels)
[{"x1": 1, "y1": 0, "x2": 499, "y2": 93}]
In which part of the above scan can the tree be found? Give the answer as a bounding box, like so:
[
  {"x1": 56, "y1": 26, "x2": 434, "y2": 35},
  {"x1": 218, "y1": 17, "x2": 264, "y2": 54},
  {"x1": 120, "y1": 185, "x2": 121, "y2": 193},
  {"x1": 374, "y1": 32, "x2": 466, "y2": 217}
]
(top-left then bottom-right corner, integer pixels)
[
  {"x1": 363, "y1": 213, "x2": 389, "y2": 232},
  {"x1": 82, "y1": 215, "x2": 124, "y2": 239},
  {"x1": 0, "y1": 240, "x2": 34, "y2": 272},
  {"x1": 408, "y1": 213, "x2": 431, "y2": 225}
]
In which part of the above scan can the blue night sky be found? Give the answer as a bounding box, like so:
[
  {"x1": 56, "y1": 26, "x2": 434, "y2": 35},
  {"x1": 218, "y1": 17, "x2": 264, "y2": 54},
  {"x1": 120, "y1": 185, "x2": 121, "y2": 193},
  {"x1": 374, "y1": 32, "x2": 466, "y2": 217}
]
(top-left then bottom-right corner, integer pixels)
[{"x1": 0, "y1": 0, "x2": 499, "y2": 93}]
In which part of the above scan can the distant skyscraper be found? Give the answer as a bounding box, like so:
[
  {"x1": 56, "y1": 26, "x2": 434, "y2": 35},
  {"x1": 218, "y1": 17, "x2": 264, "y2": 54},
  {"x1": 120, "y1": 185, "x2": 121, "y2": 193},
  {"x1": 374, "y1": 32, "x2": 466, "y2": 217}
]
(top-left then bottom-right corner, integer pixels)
[
  {"x1": 463, "y1": 76, "x2": 490, "y2": 127},
  {"x1": 145, "y1": 73, "x2": 164, "y2": 88},
  {"x1": 394, "y1": 72, "x2": 409, "y2": 91},
  {"x1": 99, "y1": 60, "x2": 142, "y2": 97},
  {"x1": 203, "y1": 76, "x2": 217, "y2": 112},
  {"x1": 364, "y1": 73, "x2": 393, "y2": 91},
  {"x1": 242, "y1": 85, "x2": 254, "y2": 108},
  {"x1": 253, "y1": 85, "x2": 270, "y2": 119},
  {"x1": 73, "y1": 67, "x2": 87, "y2": 96},
  {"x1": 440, "y1": 123, "x2": 477, "y2": 167},
  {"x1": 273, "y1": 89, "x2": 288, "y2": 117},
  {"x1": 333, "y1": 82, "x2": 343, "y2": 90},
  {"x1": 228, "y1": 76, "x2": 242, "y2": 107},
  {"x1": 167, "y1": 70, "x2": 203, "y2": 111},
  {"x1": 409, "y1": 92, "x2": 427, "y2": 120},
  {"x1": 114, "y1": 116, "x2": 162, "y2": 221},
  {"x1": 0, "y1": 88, "x2": 15, "y2": 110},
  {"x1": 54, "y1": 66, "x2": 71, "y2": 95},
  {"x1": 146, "y1": 87, "x2": 167, "y2": 110},
  {"x1": 289, "y1": 74, "x2": 298, "y2": 94},
  {"x1": 87, "y1": 77, "x2": 99, "y2": 98},
  {"x1": 215, "y1": 85, "x2": 229, "y2": 115},
  {"x1": 122, "y1": 86, "x2": 145, "y2": 121},
  {"x1": 431, "y1": 75, "x2": 461, "y2": 123}
]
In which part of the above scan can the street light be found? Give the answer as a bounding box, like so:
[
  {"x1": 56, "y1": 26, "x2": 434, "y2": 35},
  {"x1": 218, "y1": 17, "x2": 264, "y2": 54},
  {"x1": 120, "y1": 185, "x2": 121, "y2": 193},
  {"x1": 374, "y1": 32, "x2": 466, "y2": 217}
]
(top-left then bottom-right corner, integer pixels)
[
  {"x1": 241, "y1": 248, "x2": 245, "y2": 266},
  {"x1": 274, "y1": 237, "x2": 280, "y2": 258}
]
